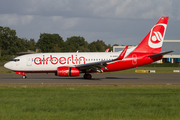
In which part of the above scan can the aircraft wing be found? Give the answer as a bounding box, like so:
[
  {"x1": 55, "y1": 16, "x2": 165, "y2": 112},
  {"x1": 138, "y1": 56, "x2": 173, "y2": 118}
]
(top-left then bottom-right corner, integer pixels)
[
  {"x1": 75, "y1": 60, "x2": 110, "y2": 72},
  {"x1": 75, "y1": 46, "x2": 128, "y2": 73}
]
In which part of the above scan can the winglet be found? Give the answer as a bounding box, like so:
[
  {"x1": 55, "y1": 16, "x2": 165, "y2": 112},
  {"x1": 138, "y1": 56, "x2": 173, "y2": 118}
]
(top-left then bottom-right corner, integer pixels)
[{"x1": 115, "y1": 46, "x2": 128, "y2": 60}]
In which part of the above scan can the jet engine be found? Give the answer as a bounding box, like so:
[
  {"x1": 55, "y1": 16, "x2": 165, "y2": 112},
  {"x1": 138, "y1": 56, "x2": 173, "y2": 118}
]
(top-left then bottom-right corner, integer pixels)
[{"x1": 56, "y1": 66, "x2": 80, "y2": 77}]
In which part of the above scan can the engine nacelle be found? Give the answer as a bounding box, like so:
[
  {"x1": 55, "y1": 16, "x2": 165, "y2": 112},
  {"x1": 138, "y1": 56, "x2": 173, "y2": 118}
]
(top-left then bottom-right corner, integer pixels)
[{"x1": 56, "y1": 66, "x2": 80, "y2": 77}]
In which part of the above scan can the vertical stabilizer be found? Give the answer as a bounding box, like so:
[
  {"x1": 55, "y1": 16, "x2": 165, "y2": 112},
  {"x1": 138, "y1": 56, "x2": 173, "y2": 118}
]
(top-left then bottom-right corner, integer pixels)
[{"x1": 129, "y1": 17, "x2": 169, "y2": 55}]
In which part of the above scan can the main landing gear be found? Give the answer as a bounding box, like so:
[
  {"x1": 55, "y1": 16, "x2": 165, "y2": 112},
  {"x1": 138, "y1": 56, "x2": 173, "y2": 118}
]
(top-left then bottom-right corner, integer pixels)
[{"x1": 84, "y1": 73, "x2": 92, "y2": 79}]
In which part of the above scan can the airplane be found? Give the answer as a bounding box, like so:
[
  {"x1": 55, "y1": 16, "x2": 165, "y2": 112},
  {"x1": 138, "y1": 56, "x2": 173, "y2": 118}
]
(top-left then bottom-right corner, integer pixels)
[{"x1": 4, "y1": 16, "x2": 173, "y2": 79}]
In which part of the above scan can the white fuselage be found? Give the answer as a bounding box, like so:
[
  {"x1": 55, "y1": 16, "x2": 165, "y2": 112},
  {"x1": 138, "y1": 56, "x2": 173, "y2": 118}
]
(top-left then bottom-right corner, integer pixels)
[{"x1": 4, "y1": 47, "x2": 136, "y2": 72}]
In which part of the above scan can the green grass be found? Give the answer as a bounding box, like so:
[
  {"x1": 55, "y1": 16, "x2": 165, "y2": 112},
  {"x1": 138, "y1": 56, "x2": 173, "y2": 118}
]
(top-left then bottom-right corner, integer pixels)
[
  {"x1": 0, "y1": 66, "x2": 15, "y2": 74},
  {"x1": 0, "y1": 85, "x2": 180, "y2": 120}
]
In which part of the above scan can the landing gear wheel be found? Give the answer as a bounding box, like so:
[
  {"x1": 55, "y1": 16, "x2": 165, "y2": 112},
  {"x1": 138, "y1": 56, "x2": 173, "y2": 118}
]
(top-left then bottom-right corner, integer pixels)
[
  {"x1": 87, "y1": 74, "x2": 92, "y2": 79},
  {"x1": 84, "y1": 74, "x2": 92, "y2": 79},
  {"x1": 22, "y1": 75, "x2": 27, "y2": 79}
]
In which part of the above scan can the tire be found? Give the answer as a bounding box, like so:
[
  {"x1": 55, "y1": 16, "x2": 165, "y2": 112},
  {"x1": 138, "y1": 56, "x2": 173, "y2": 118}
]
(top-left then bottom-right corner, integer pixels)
[
  {"x1": 22, "y1": 75, "x2": 27, "y2": 79},
  {"x1": 86, "y1": 74, "x2": 92, "y2": 79},
  {"x1": 84, "y1": 74, "x2": 87, "y2": 79},
  {"x1": 84, "y1": 74, "x2": 92, "y2": 79}
]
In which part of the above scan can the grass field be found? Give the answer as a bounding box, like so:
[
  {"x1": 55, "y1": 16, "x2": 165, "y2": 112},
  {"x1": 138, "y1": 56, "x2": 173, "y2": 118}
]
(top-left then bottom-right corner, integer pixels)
[
  {"x1": 0, "y1": 66, "x2": 14, "y2": 74},
  {"x1": 0, "y1": 85, "x2": 180, "y2": 120}
]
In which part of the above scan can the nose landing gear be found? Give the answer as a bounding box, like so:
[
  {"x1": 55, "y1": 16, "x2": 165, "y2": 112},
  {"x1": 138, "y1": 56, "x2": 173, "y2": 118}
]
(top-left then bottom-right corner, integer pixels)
[
  {"x1": 16, "y1": 72, "x2": 27, "y2": 79},
  {"x1": 22, "y1": 75, "x2": 27, "y2": 79}
]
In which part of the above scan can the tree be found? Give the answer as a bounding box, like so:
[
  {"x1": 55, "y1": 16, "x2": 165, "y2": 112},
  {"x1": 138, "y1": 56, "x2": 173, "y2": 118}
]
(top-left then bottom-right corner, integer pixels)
[
  {"x1": 113, "y1": 44, "x2": 119, "y2": 46},
  {"x1": 0, "y1": 26, "x2": 25, "y2": 56},
  {"x1": 64, "y1": 36, "x2": 89, "y2": 52},
  {"x1": 36, "y1": 33, "x2": 64, "y2": 52},
  {"x1": 51, "y1": 44, "x2": 61, "y2": 52},
  {"x1": 88, "y1": 40, "x2": 107, "y2": 52},
  {"x1": 27, "y1": 39, "x2": 36, "y2": 51},
  {"x1": 106, "y1": 44, "x2": 113, "y2": 52},
  {"x1": 88, "y1": 42, "x2": 98, "y2": 52}
]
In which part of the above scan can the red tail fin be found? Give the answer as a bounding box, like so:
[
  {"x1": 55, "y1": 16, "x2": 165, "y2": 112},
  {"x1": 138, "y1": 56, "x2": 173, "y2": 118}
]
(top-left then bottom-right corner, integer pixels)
[{"x1": 129, "y1": 17, "x2": 169, "y2": 55}]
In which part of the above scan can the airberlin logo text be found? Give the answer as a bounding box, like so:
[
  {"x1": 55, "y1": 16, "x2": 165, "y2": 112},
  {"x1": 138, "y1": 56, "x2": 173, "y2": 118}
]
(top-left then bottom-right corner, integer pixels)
[
  {"x1": 148, "y1": 24, "x2": 166, "y2": 48},
  {"x1": 33, "y1": 55, "x2": 85, "y2": 65}
]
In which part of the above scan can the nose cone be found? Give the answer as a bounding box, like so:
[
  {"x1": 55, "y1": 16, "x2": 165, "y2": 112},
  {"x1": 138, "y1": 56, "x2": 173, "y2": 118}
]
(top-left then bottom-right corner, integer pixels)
[{"x1": 4, "y1": 62, "x2": 11, "y2": 70}]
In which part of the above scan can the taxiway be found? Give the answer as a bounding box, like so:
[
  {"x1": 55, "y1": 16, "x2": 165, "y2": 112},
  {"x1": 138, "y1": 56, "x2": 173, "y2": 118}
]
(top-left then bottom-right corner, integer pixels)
[{"x1": 0, "y1": 73, "x2": 180, "y2": 84}]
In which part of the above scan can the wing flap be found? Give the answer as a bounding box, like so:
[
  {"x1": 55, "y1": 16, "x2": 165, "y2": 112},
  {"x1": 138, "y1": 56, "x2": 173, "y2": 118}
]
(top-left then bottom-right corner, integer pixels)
[{"x1": 76, "y1": 60, "x2": 110, "y2": 71}]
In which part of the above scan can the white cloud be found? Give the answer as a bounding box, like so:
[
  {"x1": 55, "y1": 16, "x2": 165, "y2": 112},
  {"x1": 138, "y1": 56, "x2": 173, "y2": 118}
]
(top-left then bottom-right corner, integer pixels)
[
  {"x1": 51, "y1": 16, "x2": 79, "y2": 29},
  {"x1": 0, "y1": 14, "x2": 33, "y2": 26},
  {"x1": 0, "y1": 14, "x2": 19, "y2": 26},
  {"x1": 21, "y1": 15, "x2": 34, "y2": 25},
  {"x1": 88, "y1": 0, "x2": 173, "y2": 19}
]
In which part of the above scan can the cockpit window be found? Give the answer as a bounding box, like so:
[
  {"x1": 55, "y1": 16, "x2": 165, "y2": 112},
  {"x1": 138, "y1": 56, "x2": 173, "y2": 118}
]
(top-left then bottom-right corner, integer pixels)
[{"x1": 11, "y1": 59, "x2": 20, "y2": 62}]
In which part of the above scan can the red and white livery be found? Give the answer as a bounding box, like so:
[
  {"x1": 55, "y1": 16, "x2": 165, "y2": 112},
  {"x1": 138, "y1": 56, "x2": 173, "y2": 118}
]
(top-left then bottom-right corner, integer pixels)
[{"x1": 4, "y1": 17, "x2": 173, "y2": 79}]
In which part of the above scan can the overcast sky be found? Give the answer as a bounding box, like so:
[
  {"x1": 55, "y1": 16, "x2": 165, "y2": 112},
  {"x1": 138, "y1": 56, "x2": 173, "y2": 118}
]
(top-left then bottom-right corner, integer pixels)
[{"x1": 0, "y1": 0, "x2": 180, "y2": 46}]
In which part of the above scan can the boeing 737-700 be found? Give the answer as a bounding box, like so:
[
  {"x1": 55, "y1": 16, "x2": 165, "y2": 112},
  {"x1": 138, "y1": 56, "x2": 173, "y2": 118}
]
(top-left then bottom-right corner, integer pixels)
[{"x1": 4, "y1": 17, "x2": 173, "y2": 79}]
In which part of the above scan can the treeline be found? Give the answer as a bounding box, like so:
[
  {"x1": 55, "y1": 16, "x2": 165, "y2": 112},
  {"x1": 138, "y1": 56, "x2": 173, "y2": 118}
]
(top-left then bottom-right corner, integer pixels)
[
  {"x1": 36, "y1": 34, "x2": 114, "y2": 52},
  {"x1": 0, "y1": 26, "x2": 118, "y2": 60},
  {"x1": 0, "y1": 26, "x2": 36, "y2": 56}
]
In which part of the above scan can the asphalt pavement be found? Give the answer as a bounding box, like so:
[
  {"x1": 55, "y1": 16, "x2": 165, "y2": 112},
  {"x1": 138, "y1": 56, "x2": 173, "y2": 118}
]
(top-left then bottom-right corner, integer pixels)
[{"x1": 0, "y1": 73, "x2": 180, "y2": 84}]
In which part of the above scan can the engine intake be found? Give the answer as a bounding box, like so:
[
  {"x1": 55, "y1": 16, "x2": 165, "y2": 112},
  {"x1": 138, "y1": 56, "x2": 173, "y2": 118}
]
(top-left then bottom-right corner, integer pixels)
[{"x1": 56, "y1": 66, "x2": 80, "y2": 76}]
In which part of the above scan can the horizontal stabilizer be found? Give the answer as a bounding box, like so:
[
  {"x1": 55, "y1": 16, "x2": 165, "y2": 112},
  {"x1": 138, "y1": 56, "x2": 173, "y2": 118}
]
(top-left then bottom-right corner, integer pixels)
[{"x1": 148, "y1": 51, "x2": 174, "y2": 58}]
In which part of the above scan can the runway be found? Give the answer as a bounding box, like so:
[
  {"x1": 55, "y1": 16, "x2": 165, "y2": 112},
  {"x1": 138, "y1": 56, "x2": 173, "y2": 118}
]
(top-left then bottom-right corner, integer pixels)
[{"x1": 0, "y1": 73, "x2": 180, "y2": 84}]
